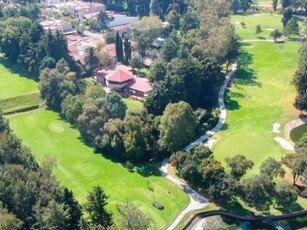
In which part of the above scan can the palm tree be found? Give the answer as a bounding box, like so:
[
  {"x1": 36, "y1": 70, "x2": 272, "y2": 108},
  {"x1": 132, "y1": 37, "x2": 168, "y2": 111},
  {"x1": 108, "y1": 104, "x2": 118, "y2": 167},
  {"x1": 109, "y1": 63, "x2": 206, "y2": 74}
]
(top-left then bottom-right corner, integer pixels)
[{"x1": 84, "y1": 47, "x2": 100, "y2": 73}]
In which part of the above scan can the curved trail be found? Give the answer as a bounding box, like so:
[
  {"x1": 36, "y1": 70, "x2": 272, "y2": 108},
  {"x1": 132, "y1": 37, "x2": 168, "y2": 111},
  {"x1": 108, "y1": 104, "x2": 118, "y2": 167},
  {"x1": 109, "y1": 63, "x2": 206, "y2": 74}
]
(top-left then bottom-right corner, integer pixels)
[{"x1": 161, "y1": 63, "x2": 237, "y2": 230}]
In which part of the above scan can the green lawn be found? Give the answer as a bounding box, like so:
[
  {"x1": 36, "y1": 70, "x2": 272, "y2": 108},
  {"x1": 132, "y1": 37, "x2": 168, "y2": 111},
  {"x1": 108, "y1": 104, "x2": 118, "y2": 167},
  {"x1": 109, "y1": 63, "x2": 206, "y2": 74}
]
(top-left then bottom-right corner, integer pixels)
[
  {"x1": 0, "y1": 93, "x2": 43, "y2": 113},
  {"x1": 290, "y1": 124, "x2": 307, "y2": 143},
  {"x1": 8, "y1": 109, "x2": 189, "y2": 228},
  {"x1": 231, "y1": 13, "x2": 284, "y2": 40},
  {"x1": 0, "y1": 62, "x2": 38, "y2": 100},
  {"x1": 122, "y1": 98, "x2": 144, "y2": 111},
  {"x1": 213, "y1": 41, "x2": 300, "y2": 177}
]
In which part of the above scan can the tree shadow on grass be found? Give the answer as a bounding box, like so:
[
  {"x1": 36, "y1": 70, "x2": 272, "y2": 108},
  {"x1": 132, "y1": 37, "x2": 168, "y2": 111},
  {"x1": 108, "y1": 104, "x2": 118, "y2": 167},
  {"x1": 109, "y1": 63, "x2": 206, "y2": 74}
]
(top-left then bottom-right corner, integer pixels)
[
  {"x1": 215, "y1": 199, "x2": 249, "y2": 215},
  {"x1": 235, "y1": 46, "x2": 261, "y2": 87},
  {"x1": 275, "y1": 202, "x2": 304, "y2": 214},
  {"x1": 0, "y1": 58, "x2": 38, "y2": 81},
  {"x1": 135, "y1": 163, "x2": 162, "y2": 177},
  {"x1": 224, "y1": 89, "x2": 241, "y2": 111}
]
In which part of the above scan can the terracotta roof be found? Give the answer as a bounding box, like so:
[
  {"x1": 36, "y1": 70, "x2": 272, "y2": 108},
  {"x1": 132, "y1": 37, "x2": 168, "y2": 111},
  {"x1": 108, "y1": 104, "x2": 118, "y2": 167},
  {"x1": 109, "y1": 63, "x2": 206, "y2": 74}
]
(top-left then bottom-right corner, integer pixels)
[
  {"x1": 83, "y1": 12, "x2": 99, "y2": 19},
  {"x1": 111, "y1": 24, "x2": 129, "y2": 31},
  {"x1": 106, "y1": 69, "x2": 133, "y2": 83},
  {"x1": 127, "y1": 77, "x2": 152, "y2": 93}
]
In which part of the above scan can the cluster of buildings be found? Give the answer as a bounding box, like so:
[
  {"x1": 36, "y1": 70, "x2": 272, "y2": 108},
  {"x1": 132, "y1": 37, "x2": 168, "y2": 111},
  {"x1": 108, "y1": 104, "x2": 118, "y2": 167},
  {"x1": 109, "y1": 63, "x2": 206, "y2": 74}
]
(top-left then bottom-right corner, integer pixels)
[{"x1": 37, "y1": 0, "x2": 152, "y2": 99}]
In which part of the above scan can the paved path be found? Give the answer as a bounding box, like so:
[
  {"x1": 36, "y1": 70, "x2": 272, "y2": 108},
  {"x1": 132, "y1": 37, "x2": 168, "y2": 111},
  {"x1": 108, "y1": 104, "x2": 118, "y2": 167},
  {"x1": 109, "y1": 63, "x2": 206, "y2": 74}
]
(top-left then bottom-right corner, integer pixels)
[
  {"x1": 161, "y1": 63, "x2": 237, "y2": 230},
  {"x1": 284, "y1": 117, "x2": 307, "y2": 140}
]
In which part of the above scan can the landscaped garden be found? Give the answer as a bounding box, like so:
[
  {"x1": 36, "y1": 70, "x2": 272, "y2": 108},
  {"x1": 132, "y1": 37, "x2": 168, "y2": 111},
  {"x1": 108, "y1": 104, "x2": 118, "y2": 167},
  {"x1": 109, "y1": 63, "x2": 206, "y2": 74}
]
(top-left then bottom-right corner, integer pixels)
[{"x1": 8, "y1": 108, "x2": 189, "y2": 228}]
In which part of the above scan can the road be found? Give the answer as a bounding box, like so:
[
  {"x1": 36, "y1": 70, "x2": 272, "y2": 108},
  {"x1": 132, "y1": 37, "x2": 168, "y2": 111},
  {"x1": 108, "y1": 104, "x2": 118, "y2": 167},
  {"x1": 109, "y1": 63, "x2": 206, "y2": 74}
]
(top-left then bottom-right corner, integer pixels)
[{"x1": 161, "y1": 63, "x2": 238, "y2": 230}]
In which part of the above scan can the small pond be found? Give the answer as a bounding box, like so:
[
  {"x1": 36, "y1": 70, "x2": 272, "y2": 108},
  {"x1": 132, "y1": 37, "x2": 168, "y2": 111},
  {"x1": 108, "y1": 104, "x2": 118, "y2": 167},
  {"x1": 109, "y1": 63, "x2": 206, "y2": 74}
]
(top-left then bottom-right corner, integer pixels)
[{"x1": 290, "y1": 124, "x2": 307, "y2": 143}]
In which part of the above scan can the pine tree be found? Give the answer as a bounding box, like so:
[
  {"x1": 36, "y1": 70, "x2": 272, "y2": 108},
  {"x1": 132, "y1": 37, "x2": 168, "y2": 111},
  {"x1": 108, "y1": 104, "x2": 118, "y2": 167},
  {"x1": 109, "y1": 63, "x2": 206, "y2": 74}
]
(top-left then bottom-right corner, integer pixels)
[{"x1": 84, "y1": 186, "x2": 113, "y2": 228}]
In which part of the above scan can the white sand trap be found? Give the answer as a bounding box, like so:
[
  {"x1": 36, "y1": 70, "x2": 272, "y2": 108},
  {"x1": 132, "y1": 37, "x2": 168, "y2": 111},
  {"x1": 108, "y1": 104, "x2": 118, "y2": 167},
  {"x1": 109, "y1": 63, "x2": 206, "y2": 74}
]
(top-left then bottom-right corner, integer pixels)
[
  {"x1": 272, "y1": 123, "x2": 280, "y2": 133},
  {"x1": 206, "y1": 139, "x2": 217, "y2": 149},
  {"x1": 232, "y1": 21, "x2": 240, "y2": 25},
  {"x1": 266, "y1": 28, "x2": 275, "y2": 31},
  {"x1": 274, "y1": 137, "x2": 294, "y2": 150}
]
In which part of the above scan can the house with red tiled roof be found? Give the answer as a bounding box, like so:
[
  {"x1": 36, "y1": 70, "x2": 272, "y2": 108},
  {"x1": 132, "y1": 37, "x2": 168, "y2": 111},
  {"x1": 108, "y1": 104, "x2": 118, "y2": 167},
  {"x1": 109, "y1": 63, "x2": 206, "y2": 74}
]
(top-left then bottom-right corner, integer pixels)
[{"x1": 96, "y1": 65, "x2": 152, "y2": 98}]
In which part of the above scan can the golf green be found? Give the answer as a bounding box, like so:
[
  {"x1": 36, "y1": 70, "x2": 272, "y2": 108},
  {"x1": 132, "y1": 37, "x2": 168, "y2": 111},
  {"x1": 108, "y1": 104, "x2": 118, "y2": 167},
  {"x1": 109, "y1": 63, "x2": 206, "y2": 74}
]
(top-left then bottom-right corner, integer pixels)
[
  {"x1": 8, "y1": 109, "x2": 189, "y2": 228},
  {"x1": 213, "y1": 41, "x2": 300, "y2": 177}
]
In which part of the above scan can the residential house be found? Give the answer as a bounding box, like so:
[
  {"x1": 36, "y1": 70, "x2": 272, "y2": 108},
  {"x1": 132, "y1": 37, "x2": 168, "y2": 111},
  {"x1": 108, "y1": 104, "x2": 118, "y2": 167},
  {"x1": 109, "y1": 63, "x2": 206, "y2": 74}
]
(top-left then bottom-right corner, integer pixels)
[
  {"x1": 40, "y1": 19, "x2": 73, "y2": 35},
  {"x1": 96, "y1": 65, "x2": 152, "y2": 99}
]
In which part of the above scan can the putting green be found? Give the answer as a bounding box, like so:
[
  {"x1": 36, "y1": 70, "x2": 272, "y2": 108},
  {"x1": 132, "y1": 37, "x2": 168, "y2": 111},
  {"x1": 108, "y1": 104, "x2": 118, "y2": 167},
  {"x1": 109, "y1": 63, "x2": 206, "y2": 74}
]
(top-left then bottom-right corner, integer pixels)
[{"x1": 8, "y1": 109, "x2": 189, "y2": 228}]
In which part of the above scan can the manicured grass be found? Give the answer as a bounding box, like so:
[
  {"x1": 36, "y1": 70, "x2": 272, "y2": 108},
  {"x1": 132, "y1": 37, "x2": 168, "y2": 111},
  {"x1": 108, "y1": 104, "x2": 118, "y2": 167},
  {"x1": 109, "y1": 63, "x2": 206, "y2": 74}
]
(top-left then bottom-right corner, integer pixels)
[
  {"x1": 213, "y1": 41, "x2": 300, "y2": 178},
  {"x1": 122, "y1": 98, "x2": 144, "y2": 111},
  {"x1": 231, "y1": 13, "x2": 284, "y2": 40},
  {"x1": 8, "y1": 109, "x2": 189, "y2": 228},
  {"x1": 0, "y1": 62, "x2": 38, "y2": 100},
  {"x1": 290, "y1": 124, "x2": 307, "y2": 143},
  {"x1": 0, "y1": 93, "x2": 43, "y2": 113}
]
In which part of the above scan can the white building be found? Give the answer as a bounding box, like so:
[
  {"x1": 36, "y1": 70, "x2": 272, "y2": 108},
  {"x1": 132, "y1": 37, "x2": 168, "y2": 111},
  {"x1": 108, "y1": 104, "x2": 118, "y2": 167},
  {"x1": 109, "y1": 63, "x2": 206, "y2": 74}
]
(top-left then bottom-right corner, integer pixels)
[{"x1": 40, "y1": 19, "x2": 73, "y2": 34}]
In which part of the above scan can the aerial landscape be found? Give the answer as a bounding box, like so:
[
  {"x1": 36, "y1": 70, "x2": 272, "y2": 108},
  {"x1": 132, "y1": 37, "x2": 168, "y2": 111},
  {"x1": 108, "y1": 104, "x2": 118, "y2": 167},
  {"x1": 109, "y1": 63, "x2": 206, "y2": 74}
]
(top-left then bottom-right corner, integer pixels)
[{"x1": 0, "y1": 0, "x2": 307, "y2": 229}]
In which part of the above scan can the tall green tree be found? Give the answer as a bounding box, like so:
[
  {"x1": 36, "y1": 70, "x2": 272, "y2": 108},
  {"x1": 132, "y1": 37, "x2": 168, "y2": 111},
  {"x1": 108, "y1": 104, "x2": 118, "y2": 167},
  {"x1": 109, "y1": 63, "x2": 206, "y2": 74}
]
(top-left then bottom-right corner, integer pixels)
[
  {"x1": 282, "y1": 153, "x2": 307, "y2": 185},
  {"x1": 158, "y1": 101, "x2": 198, "y2": 152},
  {"x1": 84, "y1": 186, "x2": 113, "y2": 228},
  {"x1": 284, "y1": 17, "x2": 299, "y2": 38},
  {"x1": 260, "y1": 157, "x2": 285, "y2": 179},
  {"x1": 115, "y1": 31, "x2": 123, "y2": 62}
]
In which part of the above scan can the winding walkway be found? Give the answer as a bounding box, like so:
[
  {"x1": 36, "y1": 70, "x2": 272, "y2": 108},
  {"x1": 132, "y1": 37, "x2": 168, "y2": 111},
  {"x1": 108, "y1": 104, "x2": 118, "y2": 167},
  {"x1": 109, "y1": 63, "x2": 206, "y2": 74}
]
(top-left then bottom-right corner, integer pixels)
[{"x1": 161, "y1": 63, "x2": 238, "y2": 230}]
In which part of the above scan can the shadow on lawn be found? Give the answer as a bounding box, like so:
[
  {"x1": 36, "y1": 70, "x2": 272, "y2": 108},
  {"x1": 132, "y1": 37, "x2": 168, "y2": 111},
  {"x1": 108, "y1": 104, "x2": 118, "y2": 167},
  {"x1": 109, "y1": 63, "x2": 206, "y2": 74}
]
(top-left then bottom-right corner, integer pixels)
[
  {"x1": 0, "y1": 58, "x2": 38, "y2": 81},
  {"x1": 235, "y1": 46, "x2": 261, "y2": 87},
  {"x1": 224, "y1": 89, "x2": 241, "y2": 111}
]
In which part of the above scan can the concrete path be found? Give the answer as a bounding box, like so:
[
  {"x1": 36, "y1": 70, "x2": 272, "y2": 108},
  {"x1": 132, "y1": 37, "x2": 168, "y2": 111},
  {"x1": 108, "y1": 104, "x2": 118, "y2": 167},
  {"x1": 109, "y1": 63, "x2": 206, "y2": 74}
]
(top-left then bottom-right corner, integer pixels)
[
  {"x1": 161, "y1": 63, "x2": 238, "y2": 230},
  {"x1": 284, "y1": 117, "x2": 307, "y2": 140}
]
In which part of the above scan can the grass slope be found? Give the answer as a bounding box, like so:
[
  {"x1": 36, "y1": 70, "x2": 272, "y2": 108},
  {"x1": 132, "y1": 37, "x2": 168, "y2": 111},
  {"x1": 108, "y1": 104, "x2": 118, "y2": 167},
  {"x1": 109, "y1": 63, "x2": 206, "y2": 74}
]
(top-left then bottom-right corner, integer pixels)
[
  {"x1": 8, "y1": 109, "x2": 189, "y2": 228},
  {"x1": 0, "y1": 62, "x2": 38, "y2": 100},
  {"x1": 213, "y1": 41, "x2": 300, "y2": 177},
  {"x1": 122, "y1": 98, "x2": 144, "y2": 112},
  {"x1": 0, "y1": 93, "x2": 43, "y2": 113}
]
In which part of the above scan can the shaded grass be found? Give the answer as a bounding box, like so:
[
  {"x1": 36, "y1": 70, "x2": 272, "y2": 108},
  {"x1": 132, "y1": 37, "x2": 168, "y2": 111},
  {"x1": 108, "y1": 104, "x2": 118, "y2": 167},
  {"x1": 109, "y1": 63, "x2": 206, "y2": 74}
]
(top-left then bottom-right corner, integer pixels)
[
  {"x1": 213, "y1": 41, "x2": 300, "y2": 178},
  {"x1": 0, "y1": 93, "x2": 43, "y2": 113},
  {"x1": 8, "y1": 109, "x2": 189, "y2": 228},
  {"x1": 122, "y1": 98, "x2": 144, "y2": 112},
  {"x1": 0, "y1": 62, "x2": 38, "y2": 100},
  {"x1": 290, "y1": 124, "x2": 307, "y2": 143}
]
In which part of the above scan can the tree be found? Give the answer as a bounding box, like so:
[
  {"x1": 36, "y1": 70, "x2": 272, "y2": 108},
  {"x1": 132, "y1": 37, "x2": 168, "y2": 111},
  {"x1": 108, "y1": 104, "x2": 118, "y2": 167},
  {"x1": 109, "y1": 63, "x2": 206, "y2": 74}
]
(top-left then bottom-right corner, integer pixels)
[
  {"x1": 295, "y1": 133, "x2": 307, "y2": 155},
  {"x1": 255, "y1": 24, "x2": 262, "y2": 36},
  {"x1": 61, "y1": 94, "x2": 85, "y2": 125},
  {"x1": 282, "y1": 153, "x2": 307, "y2": 185},
  {"x1": 84, "y1": 186, "x2": 113, "y2": 228},
  {"x1": 180, "y1": 7, "x2": 199, "y2": 33},
  {"x1": 0, "y1": 204, "x2": 23, "y2": 230},
  {"x1": 284, "y1": 17, "x2": 299, "y2": 38},
  {"x1": 226, "y1": 155, "x2": 254, "y2": 179},
  {"x1": 294, "y1": 93, "x2": 307, "y2": 114},
  {"x1": 115, "y1": 31, "x2": 123, "y2": 62},
  {"x1": 116, "y1": 200, "x2": 153, "y2": 230},
  {"x1": 148, "y1": 59, "x2": 167, "y2": 83},
  {"x1": 260, "y1": 157, "x2": 285, "y2": 179},
  {"x1": 41, "y1": 200, "x2": 71, "y2": 230},
  {"x1": 243, "y1": 175, "x2": 274, "y2": 211},
  {"x1": 123, "y1": 37, "x2": 131, "y2": 64},
  {"x1": 270, "y1": 29, "x2": 282, "y2": 42},
  {"x1": 158, "y1": 101, "x2": 198, "y2": 153},
  {"x1": 100, "y1": 92, "x2": 127, "y2": 119},
  {"x1": 62, "y1": 188, "x2": 82, "y2": 229},
  {"x1": 272, "y1": 0, "x2": 278, "y2": 11},
  {"x1": 84, "y1": 47, "x2": 100, "y2": 72},
  {"x1": 159, "y1": 37, "x2": 178, "y2": 62},
  {"x1": 96, "y1": 11, "x2": 113, "y2": 31},
  {"x1": 274, "y1": 182, "x2": 298, "y2": 208},
  {"x1": 292, "y1": 43, "x2": 307, "y2": 94}
]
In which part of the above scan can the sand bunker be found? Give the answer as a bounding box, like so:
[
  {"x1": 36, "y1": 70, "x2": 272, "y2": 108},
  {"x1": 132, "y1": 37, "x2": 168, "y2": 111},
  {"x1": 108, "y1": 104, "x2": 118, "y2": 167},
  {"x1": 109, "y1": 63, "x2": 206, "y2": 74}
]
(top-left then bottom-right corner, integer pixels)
[
  {"x1": 232, "y1": 21, "x2": 240, "y2": 25},
  {"x1": 206, "y1": 139, "x2": 217, "y2": 149},
  {"x1": 266, "y1": 28, "x2": 275, "y2": 31},
  {"x1": 272, "y1": 123, "x2": 280, "y2": 133},
  {"x1": 274, "y1": 137, "x2": 294, "y2": 151}
]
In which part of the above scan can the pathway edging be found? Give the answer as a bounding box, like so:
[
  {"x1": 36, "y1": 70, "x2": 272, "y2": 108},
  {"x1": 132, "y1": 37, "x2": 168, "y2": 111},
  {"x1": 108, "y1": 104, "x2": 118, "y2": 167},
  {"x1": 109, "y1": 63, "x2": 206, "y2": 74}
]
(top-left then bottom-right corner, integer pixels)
[{"x1": 161, "y1": 63, "x2": 237, "y2": 230}]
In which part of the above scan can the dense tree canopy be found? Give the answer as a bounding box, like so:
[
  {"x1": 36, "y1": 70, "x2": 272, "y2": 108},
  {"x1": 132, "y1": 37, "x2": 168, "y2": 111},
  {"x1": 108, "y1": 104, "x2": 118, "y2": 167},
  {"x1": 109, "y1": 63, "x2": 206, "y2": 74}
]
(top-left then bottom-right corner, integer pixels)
[{"x1": 158, "y1": 101, "x2": 198, "y2": 152}]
